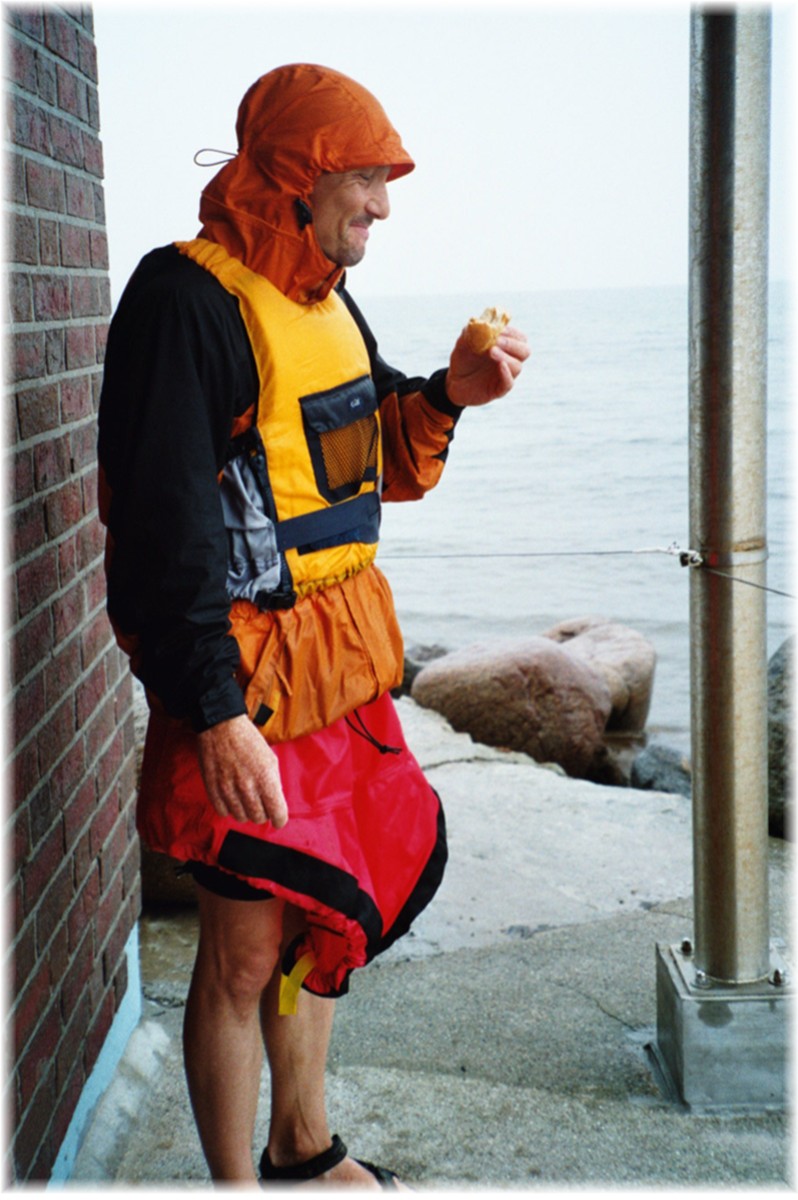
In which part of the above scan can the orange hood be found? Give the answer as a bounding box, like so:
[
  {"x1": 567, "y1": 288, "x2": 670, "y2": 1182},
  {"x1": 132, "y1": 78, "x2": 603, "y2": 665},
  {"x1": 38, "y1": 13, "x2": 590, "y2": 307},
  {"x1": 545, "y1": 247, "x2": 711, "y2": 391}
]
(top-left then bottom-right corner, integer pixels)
[{"x1": 198, "y1": 63, "x2": 414, "y2": 303}]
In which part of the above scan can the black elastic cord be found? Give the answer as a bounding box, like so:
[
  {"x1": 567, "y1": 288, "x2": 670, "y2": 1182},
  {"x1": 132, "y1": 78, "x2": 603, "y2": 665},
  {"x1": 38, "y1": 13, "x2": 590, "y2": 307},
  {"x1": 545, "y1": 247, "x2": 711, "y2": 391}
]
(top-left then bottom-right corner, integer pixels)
[{"x1": 345, "y1": 709, "x2": 401, "y2": 755}]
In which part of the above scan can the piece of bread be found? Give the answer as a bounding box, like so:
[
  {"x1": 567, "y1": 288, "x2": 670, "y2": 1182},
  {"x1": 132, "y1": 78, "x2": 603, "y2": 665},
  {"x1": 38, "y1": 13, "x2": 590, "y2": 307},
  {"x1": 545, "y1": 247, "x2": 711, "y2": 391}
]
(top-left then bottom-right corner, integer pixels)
[{"x1": 464, "y1": 306, "x2": 511, "y2": 354}]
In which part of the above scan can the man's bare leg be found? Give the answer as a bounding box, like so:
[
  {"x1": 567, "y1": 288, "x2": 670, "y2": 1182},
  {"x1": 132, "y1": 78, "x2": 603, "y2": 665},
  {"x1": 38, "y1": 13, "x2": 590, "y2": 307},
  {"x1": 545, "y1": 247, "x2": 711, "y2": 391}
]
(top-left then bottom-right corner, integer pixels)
[
  {"x1": 259, "y1": 906, "x2": 388, "y2": 1187},
  {"x1": 183, "y1": 886, "x2": 285, "y2": 1182}
]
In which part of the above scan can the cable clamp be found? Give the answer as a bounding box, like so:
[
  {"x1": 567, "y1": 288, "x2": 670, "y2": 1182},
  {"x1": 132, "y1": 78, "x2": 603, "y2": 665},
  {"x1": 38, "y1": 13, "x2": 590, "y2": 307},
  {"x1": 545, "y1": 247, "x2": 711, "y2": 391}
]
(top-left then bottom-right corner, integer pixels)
[{"x1": 634, "y1": 541, "x2": 704, "y2": 567}]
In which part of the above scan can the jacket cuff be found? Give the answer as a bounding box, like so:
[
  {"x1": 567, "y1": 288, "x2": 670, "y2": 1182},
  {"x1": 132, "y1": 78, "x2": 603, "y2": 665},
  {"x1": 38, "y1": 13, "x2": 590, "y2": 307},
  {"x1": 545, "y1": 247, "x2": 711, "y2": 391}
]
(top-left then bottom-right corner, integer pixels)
[
  {"x1": 190, "y1": 677, "x2": 248, "y2": 733},
  {"x1": 421, "y1": 368, "x2": 464, "y2": 421}
]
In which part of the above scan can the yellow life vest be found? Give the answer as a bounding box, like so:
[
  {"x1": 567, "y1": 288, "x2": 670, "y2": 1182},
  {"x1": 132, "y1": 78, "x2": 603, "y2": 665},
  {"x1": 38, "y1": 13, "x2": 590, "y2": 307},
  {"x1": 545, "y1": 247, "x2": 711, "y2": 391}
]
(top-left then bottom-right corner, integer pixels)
[{"x1": 176, "y1": 237, "x2": 381, "y2": 603}]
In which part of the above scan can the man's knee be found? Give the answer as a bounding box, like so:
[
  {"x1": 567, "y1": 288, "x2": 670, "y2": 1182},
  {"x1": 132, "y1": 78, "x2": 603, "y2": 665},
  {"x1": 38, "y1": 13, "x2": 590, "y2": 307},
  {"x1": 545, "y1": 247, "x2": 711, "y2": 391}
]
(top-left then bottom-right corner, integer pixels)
[{"x1": 194, "y1": 892, "x2": 284, "y2": 1009}]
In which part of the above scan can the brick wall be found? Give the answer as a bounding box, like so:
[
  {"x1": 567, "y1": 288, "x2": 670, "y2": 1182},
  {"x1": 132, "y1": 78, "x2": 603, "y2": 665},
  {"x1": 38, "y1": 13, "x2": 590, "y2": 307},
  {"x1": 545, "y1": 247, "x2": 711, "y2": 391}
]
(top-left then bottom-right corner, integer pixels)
[{"x1": 5, "y1": 4, "x2": 140, "y2": 1182}]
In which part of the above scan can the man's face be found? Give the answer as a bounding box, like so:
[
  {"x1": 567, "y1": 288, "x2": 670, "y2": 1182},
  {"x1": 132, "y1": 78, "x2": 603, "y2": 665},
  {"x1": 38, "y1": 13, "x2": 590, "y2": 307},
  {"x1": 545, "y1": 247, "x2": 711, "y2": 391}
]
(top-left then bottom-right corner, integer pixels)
[{"x1": 310, "y1": 167, "x2": 391, "y2": 267}]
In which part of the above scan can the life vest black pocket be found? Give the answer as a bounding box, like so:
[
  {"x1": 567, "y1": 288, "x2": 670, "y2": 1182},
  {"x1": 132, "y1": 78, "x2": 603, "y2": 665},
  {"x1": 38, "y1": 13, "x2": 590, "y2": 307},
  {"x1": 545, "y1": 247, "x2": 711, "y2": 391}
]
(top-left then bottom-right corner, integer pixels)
[{"x1": 300, "y1": 375, "x2": 379, "y2": 504}]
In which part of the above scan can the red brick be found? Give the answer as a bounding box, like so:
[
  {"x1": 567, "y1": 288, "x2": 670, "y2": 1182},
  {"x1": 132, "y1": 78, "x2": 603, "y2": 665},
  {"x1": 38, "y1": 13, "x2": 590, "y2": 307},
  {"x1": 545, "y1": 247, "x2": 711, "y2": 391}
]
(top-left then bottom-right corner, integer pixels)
[
  {"x1": 59, "y1": 222, "x2": 90, "y2": 268},
  {"x1": 17, "y1": 996, "x2": 60, "y2": 1111},
  {"x1": 69, "y1": 272, "x2": 99, "y2": 315},
  {"x1": 35, "y1": 860, "x2": 74, "y2": 951},
  {"x1": 26, "y1": 159, "x2": 65, "y2": 213},
  {"x1": 99, "y1": 813, "x2": 130, "y2": 891},
  {"x1": 58, "y1": 532, "x2": 78, "y2": 586},
  {"x1": 69, "y1": 423, "x2": 96, "y2": 472},
  {"x1": 76, "y1": 660, "x2": 106, "y2": 727},
  {"x1": 76, "y1": 26, "x2": 98, "y2": 84},
  {"x1": 65, "y1": 324, "x2": 95, "y2": 368},
  {"x1": 12, "y1": 916, "x2": 36, "y2": 994},
  {"x1": 80, "y1": 609, "x2": 114, "y2": 669},
  {"x1": 11, "y1": 449, "x2": 34, "y2": 504},
  {"x1": 121, "y1": 836, "x2": 142, "y2": 899},
  {"x1": 60, "y1": 930, "x2": 94, "y2": 1017},
  {"x1": 48, "y1": 112, "x2": 84, "y2": 168},
  {"x1": 56, "y1": 993, "x2": 90, "y2": 1093},
  {"x1": 95, "y1": 891, "x2": 125, "y2": 979},
  {"x1": 11, "y1": 608, "x2": 53, "y2": 686},
  {"x1": 67, "y1": 867, "x2": 100, "y2": 953},
  {"x1": 43, "y1": 638, "x2": 81, "y2": 711},
  {"x1": 38, "y1": 218, "x2": 60, "y2": 266},
  {"x1": 77, "y1": 518, "x2": 104, "y2": 571},
  {"x1": 9, "y1": 272, "x2": 33, "y2": 322},
  {"x1": 49, "y1": 1066, "x2": 84, "y2": 1176},
  {"x1": 7, "y1": 152, "x2": 28, "y2": 208},
  {"x1": 36, "y1": 47, "x2": 58, "y2": 109},
  {"x1": 62, "y1": 776, "x2": 94, "y2": 853},
  {"x1": 89, "y1": 229, "x2": 108, "y2": 271},
  {"x1": 82, "y1": 990, "x2": 115, "y2": 1084},
  {"x1": 11, "y1": 674, "x2": 45, "y2": 745},
  {"x1": 6, "y1": 6, "x2": 44, "y2": 41},
  {"x1": 45, "y1": 478, "x2": 84, "y2": 538},
  {"x1": 10, "y1": 502, "x2": 47, "y2": 566},
  {"x1": 36, "y1": 698, "x2": 78, "y2": 775},
  {"x1": 94, "y1": 321, "x2": 108, "y2": 362},
  {"x1": 12, "y1": 95, "x2": 50, "y2": 156},
  {"x1": 12, "y1": 214, "x2": 38, "y2": 263},
  {"x1": 13, "y1": 1065, "x2": 57, "y2": 1182},
  {"x1": 7, "y1": 36, "x2": 39, "y2": 94},
  {"x1": 12, "y1": 331, "x2": 46, "y2": 382},
  {"x1": 33, "y1": 434, "x2": 70, "y2": 491},
  {"x1": 27, "y1": 780, "x2": 60, "y2": 848},
  {"x1": 84, "y1": 563, "x2": 106, "y2": 613},
  {"x1": 9, "y1": 742, "x2": 40, "y2": 810},
  {"x1": 16, "y1": 545, "x2": 58, "y2": 617},
  {"x1": 45, "y1": 327, "x2": 66, "y2": 375},
  {"x1": 43, "y1": 11, "x2": 80, "y2": 67},
  {"x1": 31, "y1": 273, "x2": 71, "y2": 321},
  {"x1": 51, "y1": 573, "x2": 87, "y2": 639},
  {"x1": 56, "y1": 64, "x2": 89, "y2": 123},
  {"x1": 45, "y1": 923, "x2": 71, "y2": 995},
  {"x1": 17, "y1": 382, "x2": 60, "y2": 441},
  {"x1": 83, "y1": 131, "x2": 103, "y2": 179},
  {"x1": 13, "y1": 956, "x2": 54, "y2": 1056},
  {"x1": 60, "y1": 374, "x2": 92, "y2": 422}
]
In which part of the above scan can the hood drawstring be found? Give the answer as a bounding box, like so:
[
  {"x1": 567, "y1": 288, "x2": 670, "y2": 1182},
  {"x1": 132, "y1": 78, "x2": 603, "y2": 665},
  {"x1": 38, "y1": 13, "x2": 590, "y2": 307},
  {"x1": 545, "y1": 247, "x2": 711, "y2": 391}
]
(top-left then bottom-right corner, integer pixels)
[{"x1": 193, "y1": 148, "x2": 237, "y2": 167}]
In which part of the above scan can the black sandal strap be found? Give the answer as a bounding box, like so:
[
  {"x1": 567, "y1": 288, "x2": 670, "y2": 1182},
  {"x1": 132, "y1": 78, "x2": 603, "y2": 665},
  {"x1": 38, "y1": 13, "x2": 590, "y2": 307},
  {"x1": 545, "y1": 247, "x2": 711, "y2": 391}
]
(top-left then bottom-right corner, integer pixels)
[
  {"x1": 260, "y1": 1133, "x2": 348, "y2": 1182},
  {"x1": 355, "y1": 1158, "x2": 400, "y2": 1189}
]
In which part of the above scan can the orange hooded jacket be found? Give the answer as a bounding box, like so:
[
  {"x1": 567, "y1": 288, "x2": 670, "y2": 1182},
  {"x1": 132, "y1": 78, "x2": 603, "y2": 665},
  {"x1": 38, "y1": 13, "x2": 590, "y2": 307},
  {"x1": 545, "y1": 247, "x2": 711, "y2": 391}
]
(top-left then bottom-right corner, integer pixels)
[{"x1": 128, "y1": 64, "x2": 453, "y2": 998}]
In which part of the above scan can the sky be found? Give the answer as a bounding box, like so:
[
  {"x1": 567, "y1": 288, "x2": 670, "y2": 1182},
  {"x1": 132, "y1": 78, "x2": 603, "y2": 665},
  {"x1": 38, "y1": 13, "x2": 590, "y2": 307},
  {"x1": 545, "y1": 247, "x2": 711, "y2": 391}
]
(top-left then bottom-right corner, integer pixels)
[{"x1": 92, "y1": 1, "x2": 795, "y2": 305}]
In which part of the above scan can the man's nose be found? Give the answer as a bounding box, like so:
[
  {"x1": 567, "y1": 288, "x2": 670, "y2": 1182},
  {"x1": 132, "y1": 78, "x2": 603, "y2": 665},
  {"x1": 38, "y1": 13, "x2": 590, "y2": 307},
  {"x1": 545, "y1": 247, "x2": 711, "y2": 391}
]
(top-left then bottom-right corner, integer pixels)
[{"x1": 366, "y1": 182, "x2": 390, "y2": 220}]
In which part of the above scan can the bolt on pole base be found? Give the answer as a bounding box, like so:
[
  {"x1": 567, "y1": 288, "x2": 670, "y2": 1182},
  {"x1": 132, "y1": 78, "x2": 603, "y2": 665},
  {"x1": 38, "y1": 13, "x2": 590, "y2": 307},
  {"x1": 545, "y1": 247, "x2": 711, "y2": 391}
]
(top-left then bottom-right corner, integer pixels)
[{"x1": 652, "y1": 942, "x2": 790, "y2": 1112}]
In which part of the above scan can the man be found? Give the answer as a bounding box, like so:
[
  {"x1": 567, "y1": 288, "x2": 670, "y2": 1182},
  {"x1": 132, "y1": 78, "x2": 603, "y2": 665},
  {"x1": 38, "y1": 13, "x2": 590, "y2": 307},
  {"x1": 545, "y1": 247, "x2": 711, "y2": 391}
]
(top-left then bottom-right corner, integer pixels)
[{"x1": 98, "y1": 63, "x2": 528, "y2": 1187}]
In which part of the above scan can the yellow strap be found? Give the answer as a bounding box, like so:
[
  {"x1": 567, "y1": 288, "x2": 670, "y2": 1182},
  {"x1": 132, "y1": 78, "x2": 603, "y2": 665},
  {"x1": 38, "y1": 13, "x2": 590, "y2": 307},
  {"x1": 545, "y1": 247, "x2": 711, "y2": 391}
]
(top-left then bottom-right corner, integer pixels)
[{"x1": 278, "y1": 951, "x2": 317, "y2": 1016}]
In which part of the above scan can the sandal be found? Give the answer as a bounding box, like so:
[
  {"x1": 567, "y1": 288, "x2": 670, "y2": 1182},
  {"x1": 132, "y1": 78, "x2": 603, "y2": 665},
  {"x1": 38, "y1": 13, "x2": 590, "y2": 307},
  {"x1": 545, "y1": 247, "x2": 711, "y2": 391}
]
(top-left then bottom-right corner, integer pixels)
[{"x1": 260, "y1": 1133, "x2": 399, "y2": 1188}]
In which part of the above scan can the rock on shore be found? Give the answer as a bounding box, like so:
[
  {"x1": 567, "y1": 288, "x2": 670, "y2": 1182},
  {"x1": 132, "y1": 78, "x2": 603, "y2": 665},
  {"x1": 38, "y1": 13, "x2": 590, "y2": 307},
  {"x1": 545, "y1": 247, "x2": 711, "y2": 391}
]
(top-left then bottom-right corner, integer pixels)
[{"x1": 411, "y1": 616, "x2": 656, "y2": 782}]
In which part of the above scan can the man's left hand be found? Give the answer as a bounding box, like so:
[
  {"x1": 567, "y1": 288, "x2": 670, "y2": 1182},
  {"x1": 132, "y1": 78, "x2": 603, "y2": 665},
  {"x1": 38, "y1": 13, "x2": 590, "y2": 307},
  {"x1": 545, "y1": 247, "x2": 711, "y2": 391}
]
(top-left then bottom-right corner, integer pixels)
[{"x1": 445, "y1": 325, "x2": 530, "y2": 408}]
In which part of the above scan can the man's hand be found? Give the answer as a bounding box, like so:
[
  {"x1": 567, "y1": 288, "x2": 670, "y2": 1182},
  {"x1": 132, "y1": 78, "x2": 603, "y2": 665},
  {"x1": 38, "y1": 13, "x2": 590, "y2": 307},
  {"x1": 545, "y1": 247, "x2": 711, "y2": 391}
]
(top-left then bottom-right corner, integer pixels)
[
  {"x1": 446, "y1": 324, "x2": 530, "y2": 408},
  {"x1": 197, "y1": 714, "x2": 289, "y2": 828}
]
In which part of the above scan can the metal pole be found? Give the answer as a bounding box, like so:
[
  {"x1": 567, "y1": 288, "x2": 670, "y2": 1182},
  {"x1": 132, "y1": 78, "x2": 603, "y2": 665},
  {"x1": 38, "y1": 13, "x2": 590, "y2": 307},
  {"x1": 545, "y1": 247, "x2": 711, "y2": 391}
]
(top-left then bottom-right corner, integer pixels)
[{"x1": 688, "y1": 7, "x2": 771, "y2": 985}]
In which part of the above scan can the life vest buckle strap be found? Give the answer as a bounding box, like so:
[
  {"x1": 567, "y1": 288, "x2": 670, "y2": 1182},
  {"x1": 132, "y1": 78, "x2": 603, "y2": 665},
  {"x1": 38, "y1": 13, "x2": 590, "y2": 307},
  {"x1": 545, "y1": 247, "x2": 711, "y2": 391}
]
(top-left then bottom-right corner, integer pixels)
[{"x1": 275, "y1": 491, "x2": 381, "y2": 553}]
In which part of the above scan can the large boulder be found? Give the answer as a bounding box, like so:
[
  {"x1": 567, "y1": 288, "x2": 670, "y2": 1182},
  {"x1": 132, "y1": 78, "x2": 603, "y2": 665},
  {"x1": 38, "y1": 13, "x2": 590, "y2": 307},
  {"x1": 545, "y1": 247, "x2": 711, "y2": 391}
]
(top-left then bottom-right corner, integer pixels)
[
  {"x1": 542, "y1": 616, "x2": 656, "y2": 733},
  {"x1": 411, "y1": 636, "x2": 613, "y2": 778},
  {"x1": 411, "y1": 618, "x2": 658, "y2": 782},
  {"x1": 768, "y1": 637, "x2": 793, "y2": 839}
]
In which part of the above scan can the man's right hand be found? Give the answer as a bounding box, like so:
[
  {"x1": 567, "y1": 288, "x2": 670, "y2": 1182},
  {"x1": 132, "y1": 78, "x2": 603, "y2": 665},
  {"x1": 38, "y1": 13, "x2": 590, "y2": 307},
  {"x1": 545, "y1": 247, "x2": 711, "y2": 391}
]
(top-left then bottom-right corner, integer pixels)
[{"x1": 197, "y1": 714, "x2": 289, "y2": 828}]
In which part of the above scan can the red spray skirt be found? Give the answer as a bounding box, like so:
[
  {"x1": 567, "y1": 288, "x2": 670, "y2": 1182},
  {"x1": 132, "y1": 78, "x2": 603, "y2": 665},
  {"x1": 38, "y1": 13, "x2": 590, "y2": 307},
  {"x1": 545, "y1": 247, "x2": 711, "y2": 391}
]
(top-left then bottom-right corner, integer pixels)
[{"x1": 138, "y1": 691, "x2": 447, "y2": 997}]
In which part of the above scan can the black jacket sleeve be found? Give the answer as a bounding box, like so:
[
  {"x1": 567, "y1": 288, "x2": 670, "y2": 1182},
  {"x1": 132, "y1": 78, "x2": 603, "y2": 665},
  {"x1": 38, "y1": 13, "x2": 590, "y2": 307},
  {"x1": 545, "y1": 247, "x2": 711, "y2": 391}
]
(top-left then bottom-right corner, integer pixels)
[{"x1": 98, "y1": 246, "x2": 257, "y2": 731}]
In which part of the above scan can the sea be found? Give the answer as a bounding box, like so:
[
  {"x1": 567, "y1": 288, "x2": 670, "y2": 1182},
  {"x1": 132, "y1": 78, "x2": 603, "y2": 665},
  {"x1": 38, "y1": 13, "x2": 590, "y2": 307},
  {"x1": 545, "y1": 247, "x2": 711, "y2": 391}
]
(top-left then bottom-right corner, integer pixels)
[{"x1": 363, "y1": 282, "x2": 794, "y2": 755}]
